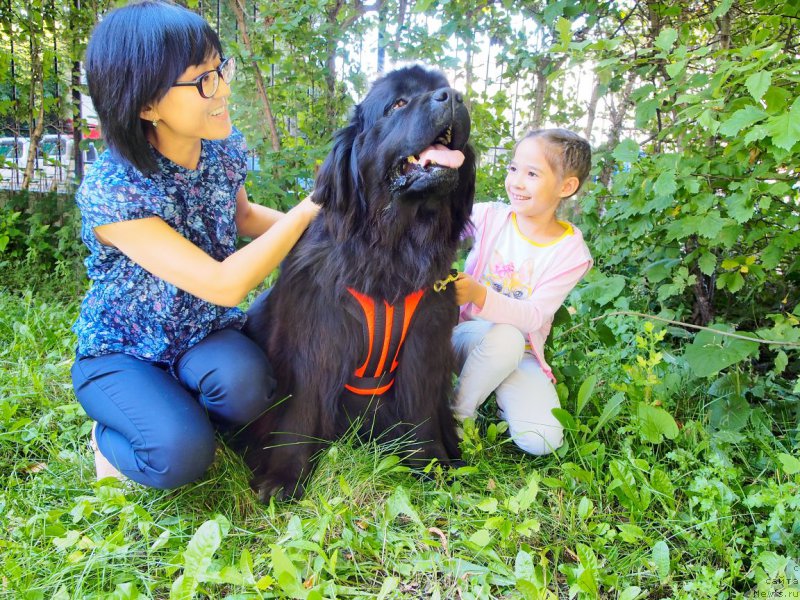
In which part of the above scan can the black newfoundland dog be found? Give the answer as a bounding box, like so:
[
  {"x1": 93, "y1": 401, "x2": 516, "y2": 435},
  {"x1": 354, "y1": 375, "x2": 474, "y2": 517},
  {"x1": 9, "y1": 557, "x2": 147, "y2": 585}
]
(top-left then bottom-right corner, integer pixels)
[{"x1": 240, "y1": 65, "x2": 475, "y2": 502}]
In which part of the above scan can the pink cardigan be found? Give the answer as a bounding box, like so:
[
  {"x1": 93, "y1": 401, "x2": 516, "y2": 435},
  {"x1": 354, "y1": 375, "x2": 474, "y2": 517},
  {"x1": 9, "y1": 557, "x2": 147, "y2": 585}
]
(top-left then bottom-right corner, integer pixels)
[{"x1": 460, "y1": 202, "x2": 593, "y2": 383}]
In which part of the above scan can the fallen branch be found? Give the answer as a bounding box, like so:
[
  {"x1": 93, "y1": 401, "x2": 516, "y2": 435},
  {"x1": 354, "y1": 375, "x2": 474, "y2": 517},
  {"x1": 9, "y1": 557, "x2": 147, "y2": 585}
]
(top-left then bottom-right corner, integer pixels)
[{"x1": 557, "y1": 310, "x2": 800, "y2": 347}]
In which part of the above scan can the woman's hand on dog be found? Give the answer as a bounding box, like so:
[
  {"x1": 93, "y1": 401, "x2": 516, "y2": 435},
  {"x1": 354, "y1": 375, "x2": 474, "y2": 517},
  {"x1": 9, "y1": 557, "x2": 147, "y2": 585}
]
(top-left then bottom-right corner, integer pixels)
[
  {"x1": 293, "y1": 194, "x2": 321, "y2": 224},
  {"x1": 454, "y1": 272, "x2": 487, "y2": 309}
]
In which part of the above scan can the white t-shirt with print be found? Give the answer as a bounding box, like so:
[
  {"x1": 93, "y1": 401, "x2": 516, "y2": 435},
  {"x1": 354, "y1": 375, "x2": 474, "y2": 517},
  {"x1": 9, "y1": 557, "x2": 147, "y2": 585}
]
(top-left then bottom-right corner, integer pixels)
[{"x1": 478, "y1": 214, "x2": 576, "y2": 336}]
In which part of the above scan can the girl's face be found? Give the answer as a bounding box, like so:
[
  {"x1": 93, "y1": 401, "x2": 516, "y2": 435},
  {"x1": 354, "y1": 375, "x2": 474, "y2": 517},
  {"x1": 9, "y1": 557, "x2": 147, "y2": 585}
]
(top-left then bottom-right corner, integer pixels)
[
  {"x1": 505, "y1": 137, "x2": 576, "y2": 222},
  {"x1": 141, "y1": 54, "x2": 232, "y2": 150}
]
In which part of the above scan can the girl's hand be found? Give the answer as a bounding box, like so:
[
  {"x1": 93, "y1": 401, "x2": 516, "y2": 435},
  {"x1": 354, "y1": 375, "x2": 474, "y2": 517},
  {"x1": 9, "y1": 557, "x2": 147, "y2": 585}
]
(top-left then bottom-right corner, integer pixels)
[{"x1": 454, "y1": 272, "x2": 487, "y2": 308}]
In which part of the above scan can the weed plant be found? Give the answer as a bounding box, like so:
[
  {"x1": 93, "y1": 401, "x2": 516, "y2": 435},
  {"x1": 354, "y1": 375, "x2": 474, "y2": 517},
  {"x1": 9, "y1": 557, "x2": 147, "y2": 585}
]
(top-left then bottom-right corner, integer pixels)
[{"x1": 1, "y1": 267, "x2": 798, "y2": 599}]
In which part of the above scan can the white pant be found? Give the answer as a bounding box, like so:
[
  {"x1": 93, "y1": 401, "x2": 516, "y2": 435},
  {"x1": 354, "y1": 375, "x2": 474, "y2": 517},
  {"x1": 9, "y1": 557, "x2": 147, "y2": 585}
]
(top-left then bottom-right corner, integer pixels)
[{"x1": 452, "y1": 320, "x2": 563, "y2": 455}]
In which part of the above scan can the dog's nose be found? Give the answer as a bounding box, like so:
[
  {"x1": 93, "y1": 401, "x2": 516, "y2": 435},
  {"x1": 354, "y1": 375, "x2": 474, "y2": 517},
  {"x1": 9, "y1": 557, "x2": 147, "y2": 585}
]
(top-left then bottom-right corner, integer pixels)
[{"x1": 433, "y1": 88, "x2": 463, "y2": 104}]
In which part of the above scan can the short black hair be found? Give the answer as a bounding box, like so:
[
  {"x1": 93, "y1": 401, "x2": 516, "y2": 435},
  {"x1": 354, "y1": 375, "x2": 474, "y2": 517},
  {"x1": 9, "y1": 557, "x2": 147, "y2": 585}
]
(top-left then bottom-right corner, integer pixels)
[
  {"x1": 86, "y1": 0, "x2": 223, "y2": 174},
  {"x1": 518, "y1": 129, "x2": 592, "y2": 198}
]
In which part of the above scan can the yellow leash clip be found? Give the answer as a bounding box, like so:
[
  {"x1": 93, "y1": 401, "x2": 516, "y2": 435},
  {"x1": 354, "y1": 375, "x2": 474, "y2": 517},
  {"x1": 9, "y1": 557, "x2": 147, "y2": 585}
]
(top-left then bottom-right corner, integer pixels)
[{"x1": 433, "y1": 270, "x2": 460, "y2": 293}]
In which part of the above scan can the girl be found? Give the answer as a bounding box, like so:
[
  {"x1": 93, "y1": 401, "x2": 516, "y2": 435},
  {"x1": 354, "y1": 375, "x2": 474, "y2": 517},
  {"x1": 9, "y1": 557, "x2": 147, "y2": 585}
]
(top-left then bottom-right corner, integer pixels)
[
  {"x1": 453, "y1": 129, "x2": 593, "y2": 455},
  {"x1": 71, "y1": 0, "x2": 319, "y2": 489}
]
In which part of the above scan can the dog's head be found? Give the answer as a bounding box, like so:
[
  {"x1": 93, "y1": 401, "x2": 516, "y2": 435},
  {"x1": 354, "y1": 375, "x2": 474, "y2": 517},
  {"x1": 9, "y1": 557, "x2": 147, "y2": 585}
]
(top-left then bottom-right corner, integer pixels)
[{"x1": 313, "y1": 65, "x2": 475, "y2": 245}]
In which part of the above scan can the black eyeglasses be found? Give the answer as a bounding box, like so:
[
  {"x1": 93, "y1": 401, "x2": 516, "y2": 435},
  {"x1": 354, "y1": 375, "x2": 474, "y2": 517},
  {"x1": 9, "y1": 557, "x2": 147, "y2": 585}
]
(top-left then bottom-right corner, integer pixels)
[{"x1": 172, "y1": 57, "x2": 236, "y2": 99}]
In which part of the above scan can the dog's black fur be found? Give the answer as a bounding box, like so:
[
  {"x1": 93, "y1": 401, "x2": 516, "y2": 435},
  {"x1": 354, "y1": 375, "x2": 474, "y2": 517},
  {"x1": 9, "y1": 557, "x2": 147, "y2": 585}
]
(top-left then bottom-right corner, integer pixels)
[{"x1": 239, "y1": 65, "x2": 475, "y2": 502}]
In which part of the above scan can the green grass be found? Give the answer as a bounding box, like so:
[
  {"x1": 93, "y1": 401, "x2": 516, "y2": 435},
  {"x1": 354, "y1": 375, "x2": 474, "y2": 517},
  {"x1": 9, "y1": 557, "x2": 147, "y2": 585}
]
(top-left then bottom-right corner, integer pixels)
[{"x1": 1, "y1": 270, "x2": 799, "y2": 599}]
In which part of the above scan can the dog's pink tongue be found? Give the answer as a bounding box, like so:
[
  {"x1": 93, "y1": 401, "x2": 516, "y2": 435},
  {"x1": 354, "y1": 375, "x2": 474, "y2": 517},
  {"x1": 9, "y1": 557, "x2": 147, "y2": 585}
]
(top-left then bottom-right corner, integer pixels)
[{"x1": 418, "y1": 144, "x2": 465, "y2": 169}]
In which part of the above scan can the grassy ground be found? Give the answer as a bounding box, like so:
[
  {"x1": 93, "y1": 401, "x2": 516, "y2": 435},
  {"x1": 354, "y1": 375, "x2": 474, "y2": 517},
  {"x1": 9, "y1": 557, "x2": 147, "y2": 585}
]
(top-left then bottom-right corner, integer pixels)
[{"x1": 1, "y1": 269, "x2": 799, "y2": 599}]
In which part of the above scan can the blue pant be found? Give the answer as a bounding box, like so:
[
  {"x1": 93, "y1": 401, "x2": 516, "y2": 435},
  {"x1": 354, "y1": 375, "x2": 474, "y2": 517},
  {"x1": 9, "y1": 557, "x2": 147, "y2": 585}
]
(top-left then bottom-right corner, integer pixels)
[{"x1": 71, "y1": 328, "x2": 275, "y2": 489}]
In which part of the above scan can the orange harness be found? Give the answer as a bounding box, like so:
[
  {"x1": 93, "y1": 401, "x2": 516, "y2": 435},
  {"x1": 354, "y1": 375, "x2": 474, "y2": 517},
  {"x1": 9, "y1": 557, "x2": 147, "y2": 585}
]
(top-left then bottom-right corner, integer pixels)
[{"x1": 344, "y1": 288, "x2": 425, "y2": 396}]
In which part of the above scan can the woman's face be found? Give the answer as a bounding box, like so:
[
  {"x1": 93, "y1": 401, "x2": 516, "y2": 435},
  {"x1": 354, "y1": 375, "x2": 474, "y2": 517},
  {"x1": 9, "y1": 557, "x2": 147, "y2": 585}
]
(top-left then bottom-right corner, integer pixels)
[{"x1": 142, "y1": 54, "x2": 233, "y2": 149}]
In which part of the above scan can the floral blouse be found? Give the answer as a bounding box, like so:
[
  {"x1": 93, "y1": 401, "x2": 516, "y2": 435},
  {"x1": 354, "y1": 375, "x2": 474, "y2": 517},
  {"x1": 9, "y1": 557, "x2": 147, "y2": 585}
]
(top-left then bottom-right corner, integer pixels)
[{"x1": 73, "y1": 129, "x2": 248, "y2": 365}]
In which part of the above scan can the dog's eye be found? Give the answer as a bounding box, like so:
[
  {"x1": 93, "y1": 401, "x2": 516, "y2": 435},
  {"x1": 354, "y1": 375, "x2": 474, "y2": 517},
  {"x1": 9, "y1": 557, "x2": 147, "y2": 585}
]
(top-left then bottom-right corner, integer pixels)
[{"x1": 387, "y1": 99, "x2": 408, "y2": 115}]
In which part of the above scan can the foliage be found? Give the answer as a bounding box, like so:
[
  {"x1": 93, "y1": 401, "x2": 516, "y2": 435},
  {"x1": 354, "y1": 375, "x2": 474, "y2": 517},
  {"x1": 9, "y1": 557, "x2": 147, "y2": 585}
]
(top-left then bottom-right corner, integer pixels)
[{"x1": 2, "y1": 282, "x2": 799, "y2": 598}]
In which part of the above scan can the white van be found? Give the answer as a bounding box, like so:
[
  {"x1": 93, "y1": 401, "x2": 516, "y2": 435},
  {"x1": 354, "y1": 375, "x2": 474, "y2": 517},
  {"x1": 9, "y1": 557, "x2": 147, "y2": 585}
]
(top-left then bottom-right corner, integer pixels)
[{"x1": 0, "y1": 134, "x2": 90, "y2": 193}]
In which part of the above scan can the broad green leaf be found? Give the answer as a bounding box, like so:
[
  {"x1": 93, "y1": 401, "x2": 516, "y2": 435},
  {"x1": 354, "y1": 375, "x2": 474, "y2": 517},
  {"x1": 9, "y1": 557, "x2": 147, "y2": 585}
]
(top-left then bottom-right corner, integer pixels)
[
  {"x1": 375, "y1": 454, "x2": 402, "y2": 473},
  {"x1": 665, "y1": 60, "x2": 687, "y2": 79},
  {"x1": 578, "y1": 496, "x2": 593, "y2": 520},
  {"x1": 619, "y1": 587, "x2": 643, "y2": 600},
  {"x1": 386, "y1": 486, "x2": 423, "y2": 527},
  {"x1": 683, "y1": 328, "x2": 759, "y2": 378},
  {"x1": 698, "y1": 251, "x2": 717, "y2": 276},
  {"x1": 666, "y1": 213, "x2": 728, "y2": 241},
  {"x1": 170, "y1": 519, "x2": 224, "y2": 600},
  {"x1": 618, "y1": 523, "x2": 644, "y2": 543},
  {"x1": 644, "y1": 258, "x2": 680, "y2": 283},
  {"x1": 476, "y1": 497, "x2": 498, "y2": 513},
  {"x1": 710, "y1": 0, "x2": 733, "y2": 19},
  {"x1": 596, "y1": 322, "x2": 617, "y2": 346},
  {"x1": 270, "y1": 545, "x2": 306, "y2": 599},
  {"x1": 745, "y1": 71, "x2": 771, "y2": 102},
  {"x1": 376, "y1": 577, "x2": 399, "y2": 600},
  {"x1": 743, "y1": 124, "x2": 769, "y2": 144},
  {"x1": 578, "y1": 274, "x2": 626, "y2": 306},
  {"x1": 774, "y1": 350, "x2": 788, "y2": 374},
  {"x1": 758, "y1": 551, "x2": 788, "y2": 578},
  {"x1": 652, "y1": 540, "x2": 670, "y2": 581},
  {"x1": 469, "y1": 529, "x2": 492, "y2": 547},
  {"x1": 777, "y1": 453, "x2": 800, "y2": 475},
  {"x1": 726, "y1": 192, "x2": 755, "y2": 224},
  {"x1": 654, "y1": 28, "x2": 677, "y2": 52},
  {"x1": 514, "y1": 550, "x2": 535, "y2": 582},
  {"x1": 511, "y1": 473, "x2": 540, "y2": 514},
  {"x1": 556, "y1": 17, "x2": 572, "y2": 46},
  {"x1": 576, "y1": 374, "x2": 597, "y2": 416},
  {"x1": 697, "y1": 109, "x2": 719, "y2": 133},
  {"x1": 767, "y1": 96, "x2": 800, "y2": 151},
  {"x1": 609, "y1": 460, "x2": 640, "y2": 508},
  {"x1": 653, "y1": 170, "x2": 677, "y2": 198},
  {"x1": 764, "y1": 85, "x2": 791, "y2": 113},
  {"x1": 551, "y1": 407, "x2": 575, "y2": 430},
  {"x1": 717, "y1": 271, "x2": 745, "y2": 293},
  {"x1": 650, "y1": 468, "x2": 675, "y2": 503},
  {"x1": 718, "y1": 105, "x2": 768, "y2": 136},
  {"x1": 576, "y1": 544, "x2": 600, "y2": 595},
  {"x1": 592, "y1": 392, "x2": 626, "y2": 435},
  {"x1": 708, "y1": 393, "x2": 751, "y2": 432},
  {"x1": 637, "y1": 403, "x2": 679, "y2": 444},
  {"x1": 108, "y1": 583, "x2": 147, "y2": 600},
  {"x1": 612, "y1": 139, "x2": 640, "y2": 163},
  {"x1": 635, "y1": 99, "x2": 659, "y2": 128}
]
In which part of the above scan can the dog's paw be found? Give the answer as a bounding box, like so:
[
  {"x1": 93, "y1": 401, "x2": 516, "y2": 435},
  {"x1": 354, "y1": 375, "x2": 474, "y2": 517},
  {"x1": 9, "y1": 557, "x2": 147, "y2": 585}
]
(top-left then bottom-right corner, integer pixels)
[{"x1": 252, "y1": 473, "x2": 305, "y2": 503}]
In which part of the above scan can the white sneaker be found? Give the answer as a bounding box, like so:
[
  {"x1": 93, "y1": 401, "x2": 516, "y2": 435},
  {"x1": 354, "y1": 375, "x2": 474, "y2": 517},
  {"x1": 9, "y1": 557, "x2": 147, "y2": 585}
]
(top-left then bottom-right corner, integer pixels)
[{"x1": 90, "y1": 423, "x2": 126, "y2": 482}]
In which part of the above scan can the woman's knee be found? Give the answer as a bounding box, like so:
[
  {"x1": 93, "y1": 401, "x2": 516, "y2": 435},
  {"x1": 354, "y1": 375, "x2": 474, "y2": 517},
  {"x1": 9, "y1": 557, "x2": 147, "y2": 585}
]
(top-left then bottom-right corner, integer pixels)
[
  {"x1": 480, "y1": 324, "x2": 526, "y2": 367},
  {"x1": 143, "y1": 427, "x2": 217, "y2": 489},
  {"x1": 210, "y1": 359, "x2": 276, "y2": 424},
  {"x1": 183, "y1": 330, "x2": 277, "y2": 425}
]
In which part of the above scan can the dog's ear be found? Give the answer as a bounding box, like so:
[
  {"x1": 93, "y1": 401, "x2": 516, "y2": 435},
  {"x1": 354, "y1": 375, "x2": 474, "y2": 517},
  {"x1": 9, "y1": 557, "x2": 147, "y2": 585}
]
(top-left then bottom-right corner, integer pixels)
[
  {"x1": 451, "y1": 143, "x2": 476, "y2": 241},
  {"x1": 312, "y1": 111, "x2": 366, "y2": 242}
]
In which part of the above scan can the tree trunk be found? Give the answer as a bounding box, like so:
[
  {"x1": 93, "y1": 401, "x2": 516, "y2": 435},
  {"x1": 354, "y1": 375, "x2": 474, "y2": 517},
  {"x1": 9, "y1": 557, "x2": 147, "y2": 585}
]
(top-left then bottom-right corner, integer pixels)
[
  {"x1": 22, "y1": 33, "x2": 44, "y2": 191},
  {"x1": 228, "y1": 0, "x2": 281, "y2": 151},
  {"x1": 388, "y1": 0, "x2": 408, "y2": 58},
  {"x1": 584, "y1": 75, "x2": 600, "y2": 142},
  {"x1": 529, "y1": 59, "x2": 548, "y2": 129},
  {"x1": 377, "y1": 3, "x2": 386, "y2": 73},
  {"x1": 70, "y1": 0, "x2": 84, "y2": 184},
  {"x1": 689, "y1": 235, "x2": 715, "y2": 325},
  {"x1": 598, "y1": 72, "x2": 635, "y2": 190}
]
